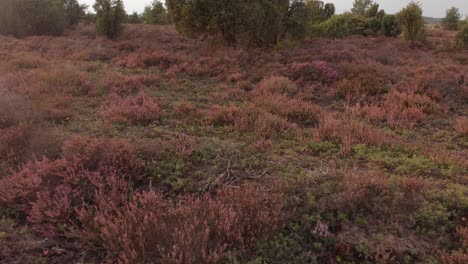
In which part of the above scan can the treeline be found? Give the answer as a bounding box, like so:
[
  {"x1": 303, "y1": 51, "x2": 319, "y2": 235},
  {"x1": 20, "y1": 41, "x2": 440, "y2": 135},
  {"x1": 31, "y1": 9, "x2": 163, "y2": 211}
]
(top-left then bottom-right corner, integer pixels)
[
  {"x1": 0, "y1": 0, "x2": 87, "y2": 37},
  {"x1": 0, "y1": 0, "x2": 466, "y2": 48},
  {"x1": 127, "y1": 1, "x2": 170, "y2": 25},
  {"x1": 0, "y1": 0, "x2": 168, "y2": 39},
  {"x1": 166, "y1": 0, "x2": 467, "y2": 48}
]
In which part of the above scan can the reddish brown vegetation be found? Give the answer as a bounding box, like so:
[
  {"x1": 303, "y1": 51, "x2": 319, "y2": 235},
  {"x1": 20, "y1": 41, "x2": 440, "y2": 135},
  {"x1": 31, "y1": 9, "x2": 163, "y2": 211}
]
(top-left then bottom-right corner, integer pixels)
[
  {"x1": 82, "y1": 186, "x2": 283, "y2": 263},
  {"x1": 101, "y1": 92, "x2": 161, "y2": 125},
  {"x1": 0, "y1": 24, "x2": 466, "y2": 263}
]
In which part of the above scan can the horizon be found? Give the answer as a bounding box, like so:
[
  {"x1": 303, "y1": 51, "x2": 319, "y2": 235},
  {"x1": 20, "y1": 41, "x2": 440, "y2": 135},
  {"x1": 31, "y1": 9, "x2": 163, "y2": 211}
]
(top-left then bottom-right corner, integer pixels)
[{"x1": 79, "y1": 0, "x2": 468, "y2": 18}]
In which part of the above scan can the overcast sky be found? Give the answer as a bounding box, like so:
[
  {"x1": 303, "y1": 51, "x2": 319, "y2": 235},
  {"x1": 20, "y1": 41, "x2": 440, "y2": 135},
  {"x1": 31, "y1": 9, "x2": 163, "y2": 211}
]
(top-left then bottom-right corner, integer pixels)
[{"x1": 79, "y1": 0, "x2": 468, "y2": 18}]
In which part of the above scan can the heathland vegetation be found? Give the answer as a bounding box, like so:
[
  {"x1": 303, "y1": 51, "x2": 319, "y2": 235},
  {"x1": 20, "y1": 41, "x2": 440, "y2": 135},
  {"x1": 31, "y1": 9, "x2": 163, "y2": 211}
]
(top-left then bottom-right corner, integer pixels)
[{"x1": 0, "y1": 0, "x2": 467, "y2": 263}]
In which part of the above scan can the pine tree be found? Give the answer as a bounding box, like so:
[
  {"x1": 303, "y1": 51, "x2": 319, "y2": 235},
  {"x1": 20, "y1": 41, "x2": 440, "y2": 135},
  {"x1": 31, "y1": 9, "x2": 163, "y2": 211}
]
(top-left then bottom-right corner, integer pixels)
[
  {"x1": 397, "y1": 2, "x2": 426, "y2": 48},
  {"x1": 442, "y1": 7, "x2": 461, "y2": 31},
  {"x1": 94, "y1": 0, "x2": 126, "y2": 39}
]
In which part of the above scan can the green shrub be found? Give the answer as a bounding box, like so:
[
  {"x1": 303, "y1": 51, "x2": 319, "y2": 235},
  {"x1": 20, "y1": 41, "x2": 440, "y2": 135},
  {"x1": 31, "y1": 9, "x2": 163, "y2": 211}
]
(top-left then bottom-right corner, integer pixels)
[
  {"x1": 63, "y1": 0, "x2": 87, "y2": 28},
  {"x1": 310, "y1": 13, "x2": 370, "y2": 38},
  {"x1": 351, "y1": 0, "x2": 373, "y2": 16},
  {"x1": 167, "y1": 0, "x2": 310, "y2": 47},
  {"x1": 142, "y1": 0, "x2": 169, "y2": 25},
  {"x1": 397, "y1": 2, "x2": 426, "y2": 48},
  {"x1": 0, "y1": 0, "x2": 65, "y2": 37},
  {"x1": 93, "y1": 0, "x2": 126, "y2": 39},
  {"x1": 381, "y1": 14, "x2": 401, "y2": 37},
  {"x1": 307, "y1": 1, "x2": 335, "y2": 23},
  {"x1": 127, "y1": 12, "x2": 142, "y2": 24},
  {"x1": 455, "y1": 23, "x2": 468, "y2": 48},
  {"x1": 441, "y1": 7, "x2": 461, "y2": 31}
]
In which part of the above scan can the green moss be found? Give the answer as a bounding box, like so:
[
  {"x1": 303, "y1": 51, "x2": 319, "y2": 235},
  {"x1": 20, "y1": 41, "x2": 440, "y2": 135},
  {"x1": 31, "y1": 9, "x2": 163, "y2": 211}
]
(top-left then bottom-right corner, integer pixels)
[{"x1": 352, "y1": 144, "x2": 464, "y2": 179}]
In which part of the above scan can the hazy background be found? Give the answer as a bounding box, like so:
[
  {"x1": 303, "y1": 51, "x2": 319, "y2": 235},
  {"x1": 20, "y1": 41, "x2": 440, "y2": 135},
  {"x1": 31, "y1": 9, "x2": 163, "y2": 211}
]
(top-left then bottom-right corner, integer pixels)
[{"x1": 79, "y1": 0, "x2": 468, "y2": 18}]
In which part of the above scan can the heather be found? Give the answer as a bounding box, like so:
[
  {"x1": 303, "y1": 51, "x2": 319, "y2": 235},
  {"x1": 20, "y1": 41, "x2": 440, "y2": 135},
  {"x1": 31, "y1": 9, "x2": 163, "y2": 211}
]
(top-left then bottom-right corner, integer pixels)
[{"x1": 0, "y1": 8, "x2": 467, "y2": 264}]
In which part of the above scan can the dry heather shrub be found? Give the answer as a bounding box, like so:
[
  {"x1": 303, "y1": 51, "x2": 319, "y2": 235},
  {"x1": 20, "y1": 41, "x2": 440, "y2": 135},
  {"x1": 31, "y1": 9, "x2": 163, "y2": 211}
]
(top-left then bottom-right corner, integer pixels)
[
  {"x1": 351, "y1": 88, "x2": 441, "y2": 128},
  {"x1": 113, "y1": 50, "x2": 179, "y2": 69},
  {"x1": 333, "y1": 60, "x2": 391, "y2": 100},
  {"x1": 252, "y1": 139, "x2": 274, "y2": 152},
  {"x1": 410, "y1": 65, "x2": 465, "y2": 100},
  {"x1": 253, "y1": 93, "x2": 322, "y2": 126},
  {"x1": 0, "y1": 92, "x2": 37, "y2": 128},
  {"x1": 286, "y1": 61, "x2": 339, "y2": 84},
  {"x1": 0, "y1": 124, "x2": 32, "y2": 170},
  {"x1": 61, "y1": 135, "x2": 141, "y2": 176},
  {"x1": 383, "y1": 89, "x2": 438, "y2": 128},
  {"x1": 206, "y1": 104, "x2": 296, "y2": 138},
  {"x1": 38, "y1": 95, "x2": 75, "y2": 123},
  {"x1": 350, "y1": 103, "x2": 386, "y2": 123},
  {"x1": 255, "y1": 75, "x2": 298, "y2": 96},
  {"x1": 205, "y1": 105, "x2": 242, "y2": 127},
  {"x1": 0, "y1": 125, "x2": 60, "y2": 172},
  {"x1": 454, "y1": 117, "x2": 468, "y2": 135},
  {"x1": 333, "y1": 170, "x2": 391, "y2": 214},
  {"x1": 173, "y1": 100, "x2": 198, "y2": 118},
  {"x1": 96, "y1": 72, "x2": 160, "y2": 96},
  {"x1": 333, "y1": 73, "x2": 385, "y2": 100},
  {"x1": 440, "y1": 227, "x2": 468, "y2": 264},
  {"x1": 81, "y1": 186, "x2": 284, "y2": 263},
  {"x1": 7, "y1": 52, "x2": 46, "y2": 71},
  {"x1": 0, "y1": 136, "x2": 140, "y2": 237},
  {"x1": 314, "y1": 114, "x2": 392, "y2": 154},
  {"x1": 245, "y1": 111, "x2": 294, "y2": 139},
  {"x1": 101, "y1": 92, "x2": 161, "y2": 125},
  {"x1": 27, "y1": 64, "x2": 92, "y2": 96}
]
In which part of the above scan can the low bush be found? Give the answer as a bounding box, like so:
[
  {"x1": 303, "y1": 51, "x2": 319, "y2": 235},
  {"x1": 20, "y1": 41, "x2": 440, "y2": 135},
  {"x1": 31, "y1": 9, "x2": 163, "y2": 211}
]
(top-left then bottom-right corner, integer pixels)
[
  {"x1": 113, "y1": 50, "x2": 179, "y2": 69},
  {"x1": 383, "y1": 89, "x2": 438, "y2": 128},
  {"x1": 455, "y1": 23, "x2": 468, "y2": 48},
  {"x1": 454, "y1": 117, "x2": 468, "y2": 135},
  {"x1": 313, "y1": 114, "x2": 393, "y2": 155},
  {"x1": 100, "y1": 92, "x2": 161, "y2": 125},
  {"x1": 0, "y1": 93, "x2": 37, "y2": 128},
  {"x1": 309, "y1": 13, "x2": 370, "y2": 38},
  {"x1": 0, "y1": 134, "x2": 284, "y2": 262},
  {"x1": 255, "y1": 76, "x2": 299, "y2": 96},
  {"x1": 285, "y1": 61, "x2": 339, "y2": 84},
  {"x1": 81, "y1": 185, "x2": 284, "y2": 263}
]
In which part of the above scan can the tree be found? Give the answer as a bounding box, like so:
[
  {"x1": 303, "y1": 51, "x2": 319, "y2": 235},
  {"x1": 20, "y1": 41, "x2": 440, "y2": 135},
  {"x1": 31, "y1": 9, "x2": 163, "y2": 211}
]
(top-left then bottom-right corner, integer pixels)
[
  {"x1": 364, "y1": 3, "x2": 379, "y2": 18},
  {"x1": 94, "y1": 0, "x2": 126, "y2": 39},
  {"x1": 307, "y1": 1, "x2": 335, "y2": 23},
  {"x1": 351, "y1": 0, "x2": 373, "y2": 16},
  {"x1": 283, "y1": 0, "x2": 311, "y2": 40},
  {"x1": 167, "y1": 0, "x2": 302, "y2": 47},
  {"x1": 397, "y1": 2, "x2": 426, "y2": 48},
  {"x1": 455, "y1": 22, "x2": 468, "y2": 48},
  {"x1": 442, "y1": 7, "x2": 461, "y2": 31},
  {"x1": 127, "y1": 12, "x2": 142, "y2": 24},
  {"x1": 142, "y1": 0, "x2": 169, "y2": 25},
  {"x1": 63, "y1": 0, "x2": 87, "y2": 28},
  {"x1": 323, "y1": 3, "x2": 335, "y2": 19},
  {"x1": 381, "y1": 14, "x2": 401, "y2": 37},
  {"x1": 0, "y1": 0, "x2": 65, "y2": 37}
]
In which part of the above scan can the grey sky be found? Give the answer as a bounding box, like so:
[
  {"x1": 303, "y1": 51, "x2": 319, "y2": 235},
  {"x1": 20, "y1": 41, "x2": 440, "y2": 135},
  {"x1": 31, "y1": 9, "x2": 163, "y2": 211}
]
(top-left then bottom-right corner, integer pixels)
[{"x1": 79, "y1": 0, "x2": 468, "y2": 18}]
